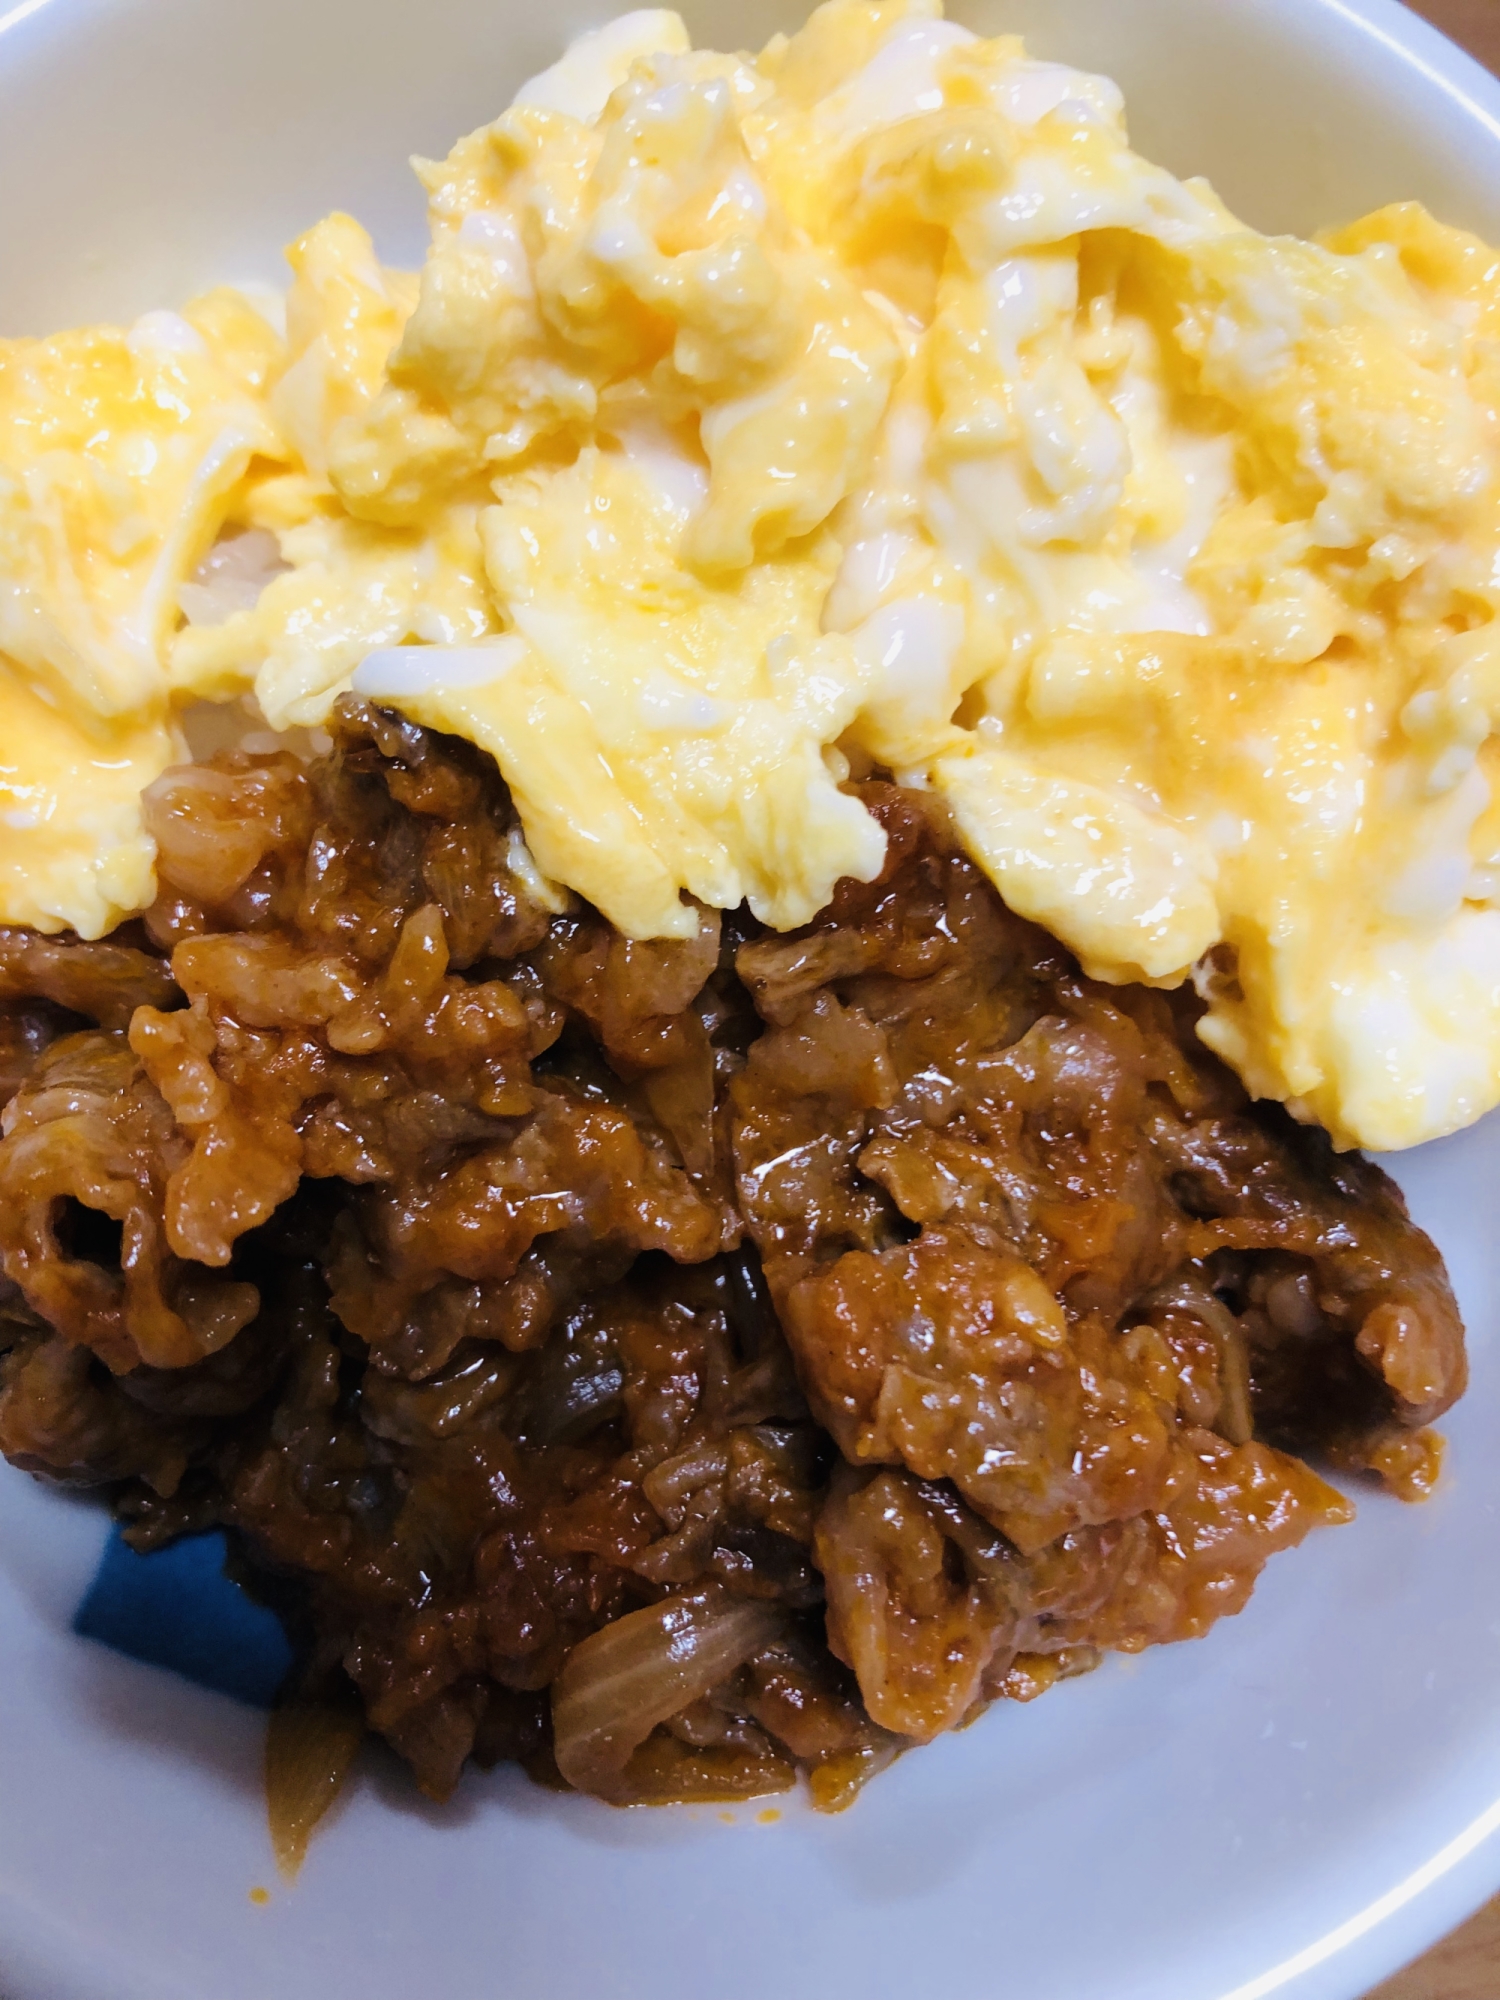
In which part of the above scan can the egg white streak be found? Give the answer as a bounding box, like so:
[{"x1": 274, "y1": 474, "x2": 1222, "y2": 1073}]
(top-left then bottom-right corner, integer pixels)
[
  {"x1": 813, "y1": 18, "x2": 976, "y2": 144},
  {"x1": 457, "y1": 211, "x2": 535, "y2": 297},
  {"x1": 115, "y1": 418, "x2": 270, "y2": 686},
  {"x1": 126, "y1": 311, "x2": 209, "y2": 360},
  {"x1": 512, "y1": 8, "x2": 690, "y2": 122},
  {"x1": 353, "y1": 637, "x2": 529, "y2": 698}
]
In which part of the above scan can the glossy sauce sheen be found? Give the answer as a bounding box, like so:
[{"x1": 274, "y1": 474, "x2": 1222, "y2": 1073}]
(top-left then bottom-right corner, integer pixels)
[{"x1": 0, "y1": 703, "x2": 1463, "y2": 1811}]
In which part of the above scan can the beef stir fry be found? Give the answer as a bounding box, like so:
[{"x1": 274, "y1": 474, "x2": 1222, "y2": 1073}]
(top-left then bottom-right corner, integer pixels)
[{"x1": 0, "y1": 701, "x2": 1464, "y2": 1820}]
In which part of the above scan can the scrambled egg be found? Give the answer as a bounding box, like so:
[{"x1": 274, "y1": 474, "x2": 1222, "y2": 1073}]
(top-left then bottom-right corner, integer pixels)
[
  {"x1": 5, "y1": 0, "x2": 1500, "y2": 1152},
  {"x1": 0, "y1": 290, "x2": 283, "y2": 931}
]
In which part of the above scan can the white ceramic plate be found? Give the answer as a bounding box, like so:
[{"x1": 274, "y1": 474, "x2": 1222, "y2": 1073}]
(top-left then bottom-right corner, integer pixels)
[{"x1": 3, "y1": 2, "x2": 1500, "y2": 1997}]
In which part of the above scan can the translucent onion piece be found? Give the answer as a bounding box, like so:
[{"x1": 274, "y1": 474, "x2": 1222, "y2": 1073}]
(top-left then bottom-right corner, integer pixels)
[
  {"x1": 178, "y1": 527, "x2": 287, "y2": 627},
  {"x1": 552, "y1": 1591, "x2": 783, "y2": 1798},
  {"x1": 265, "y1": 1701, "x2": 366, "y2": 1879},
  {"x1": 807, "y1": 1739, "x2": 902, "y2": 1814}
]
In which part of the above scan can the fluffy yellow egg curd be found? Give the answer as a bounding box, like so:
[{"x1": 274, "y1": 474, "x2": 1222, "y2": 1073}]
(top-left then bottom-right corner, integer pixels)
[{"x1": 4, "y1": 0, "x2": 1500, "y2": 1153}]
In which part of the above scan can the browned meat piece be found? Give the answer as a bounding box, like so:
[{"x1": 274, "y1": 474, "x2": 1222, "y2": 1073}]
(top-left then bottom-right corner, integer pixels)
[
  {"x1": 0, "y1": 712, "x2": 1466, "y2": 1819},
  {"x1": 0, "y1": 706, "x2": 728, "y2": 1373},
  {"x1": 816, "y1": 1439, "x2": 1350, "y2": 1741},
  {"x1": 0, "y1": 1331, "x2": 208, "y2": 1495},
  {"x1": 0, "y1": 1030, "x2": 259, "y2": 1372},
  {"x1": 0, "y1": 927, "x2": 178, "y2": 1030},
  {"x1": 0, "y1": 927, "x2": 182, "y2": 1124},
  {"x1": 731, "y1": 785, "x2": 1463, "y2": 1527},
  {"x1": 726, "y1": 784, "x2": 1461, "y2": 1773},
  {"x1": 153, "y1": 1247, "x2": 872, "y2": 1805}
]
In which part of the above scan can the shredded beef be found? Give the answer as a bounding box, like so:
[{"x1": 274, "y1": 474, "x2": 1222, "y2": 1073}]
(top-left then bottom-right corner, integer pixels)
[{"x1": 0, "y1": 700, "x2": 1466, "y2": 1812}]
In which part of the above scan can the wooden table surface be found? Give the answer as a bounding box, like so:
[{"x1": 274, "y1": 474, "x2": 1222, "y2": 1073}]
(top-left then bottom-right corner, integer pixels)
[{"x1": 1363, "y1": 10, "x2": 1500, "y2": 1989}]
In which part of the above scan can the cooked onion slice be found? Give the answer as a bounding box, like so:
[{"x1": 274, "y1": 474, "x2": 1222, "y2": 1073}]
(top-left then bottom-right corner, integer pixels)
[
  {"x1": 265, "y1": 1701, "x2": 366, "y2": 1879},
  {"x1": 552, "y1": 1589, "x2": 783, "y2": 1800}
]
